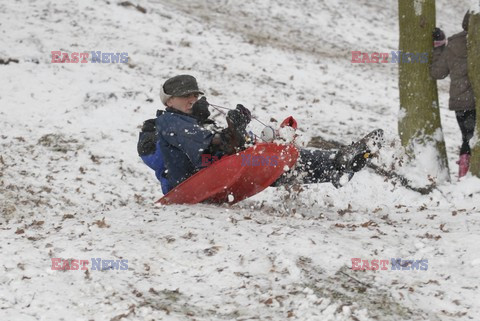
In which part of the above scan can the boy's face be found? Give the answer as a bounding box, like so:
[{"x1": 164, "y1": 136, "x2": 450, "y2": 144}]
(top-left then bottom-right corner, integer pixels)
[{"x1": 167, "y1": 93, "x2": 200, "y2": 114}]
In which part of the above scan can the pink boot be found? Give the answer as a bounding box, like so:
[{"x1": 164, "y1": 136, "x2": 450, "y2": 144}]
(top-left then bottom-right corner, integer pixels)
[{"x1": 457, "y1": 154, "x2": 470, "y2": 179}]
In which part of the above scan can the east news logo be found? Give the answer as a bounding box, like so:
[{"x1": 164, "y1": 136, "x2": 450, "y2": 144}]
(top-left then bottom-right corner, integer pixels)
[
  {"x1": 51, "y1": 258, "x2": 128, "y2": 270},
  {"x1": 51, "y1": 51, "x2": 128, "y2": 63},
  {"x1": 351, "y1": 258, "x2": 428, "y2": 271}
]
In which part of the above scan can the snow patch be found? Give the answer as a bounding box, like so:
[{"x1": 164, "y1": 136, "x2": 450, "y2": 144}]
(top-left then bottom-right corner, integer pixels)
[
  {"x1": 395, "y1": 136, "x2": 450, "y2": 187},
  {"x1": 414, "y1": 0, "x2": 425, "y2": 16},
  {"x1": 276, "y1": 126, "x2": 296, "y2": 143},
  {"x1": 398, "y1": 107, "x2": 407, "y2": 122},
  {"x1": 468, "y1": 0, "x2": 480, "y2": 12}
]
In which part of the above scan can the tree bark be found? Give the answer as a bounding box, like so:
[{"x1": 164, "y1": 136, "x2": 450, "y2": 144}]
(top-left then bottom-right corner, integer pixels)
[
  {"x1": 397, "y1": 0, "x2": 450, "y2": 182},
  {"x1": 467, "y1": 12, "x2": 480, "y2": 177}
]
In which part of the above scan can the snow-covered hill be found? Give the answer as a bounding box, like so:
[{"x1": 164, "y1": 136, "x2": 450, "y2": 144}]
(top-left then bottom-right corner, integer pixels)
[{"x1": 1, "y1": 0, "x2": 479, "y2": 320}]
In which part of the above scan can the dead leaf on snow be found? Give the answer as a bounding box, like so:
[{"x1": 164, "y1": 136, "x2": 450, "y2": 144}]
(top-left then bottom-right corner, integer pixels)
[
  {"x1": 440, "y1": 223, "x2": 449, "y2": 233},
  {"x1": 204, "y1": 246, "x2": 220, "y2": 256},
  {"x1": 93, "y1": 217, "x2": 110, "y2": 228},
  {"x1": 419, "y1": 233, "x2": 441, "y2": 241},
  {"x1": 361, "y1": 220, "x2": 378, "y2": 228},
  {"x1": 262, "y1": 298, "x2": 273, "y2": 305}
]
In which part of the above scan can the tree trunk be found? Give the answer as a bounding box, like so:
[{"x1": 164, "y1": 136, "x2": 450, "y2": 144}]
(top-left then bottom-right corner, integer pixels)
[
  {"x1": 397, "y1": 0, "x2": 450, "y2": 183},
  {"x1": 467, "y1": 12, "x2": 480, "y2": 177}
]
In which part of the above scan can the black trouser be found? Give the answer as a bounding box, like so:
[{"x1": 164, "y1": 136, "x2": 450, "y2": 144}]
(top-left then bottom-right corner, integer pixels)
[
  {"x1": 272, "y1": 149, "x2": 352, "y2": 187},
  {"x1": 455, "y1": 110, "x2": 476, "y2": 155}
]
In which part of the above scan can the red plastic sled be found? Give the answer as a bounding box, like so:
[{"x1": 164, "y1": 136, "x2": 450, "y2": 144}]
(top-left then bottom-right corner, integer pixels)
[{"x1": 156, "y1": 143, "x2": 299, "y2": 205}]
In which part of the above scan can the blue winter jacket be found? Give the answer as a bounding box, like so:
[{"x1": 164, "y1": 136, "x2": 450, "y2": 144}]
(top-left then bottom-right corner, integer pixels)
[
  {"x1": 156, "y1": 110, "x2": 215, "y2": 190},
  {"x1": 140, "y1": 140, "x2": 170, "y2": 194},
  {"x1": 138, "y1": 113, "x2": 170, "y2": 194}
]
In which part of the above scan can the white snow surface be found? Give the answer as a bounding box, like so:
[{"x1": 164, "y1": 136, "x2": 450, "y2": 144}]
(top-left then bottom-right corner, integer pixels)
[{"x1": 1, "y1": 0, "x2": 480, "y2": 320}]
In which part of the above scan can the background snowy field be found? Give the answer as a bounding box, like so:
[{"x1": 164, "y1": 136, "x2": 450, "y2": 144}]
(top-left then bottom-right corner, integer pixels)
[{"x1": 1, "y1": 0, "x2": 480, "y2": 320}]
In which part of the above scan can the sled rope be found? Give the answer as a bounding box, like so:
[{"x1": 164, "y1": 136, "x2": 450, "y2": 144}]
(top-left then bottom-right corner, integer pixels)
[{"x1": 209, "y1": 103, "x2": 270, "y2": 127}]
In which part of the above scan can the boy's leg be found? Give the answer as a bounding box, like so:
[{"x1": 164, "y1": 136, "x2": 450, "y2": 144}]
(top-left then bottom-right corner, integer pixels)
[
  {"x1": 296, "y1": 149, "x2": 343, "y2": 184},
  {"x1": 272, "y1": 129, "x2": 383, "y2": 188},
  {"x1": 272, "y1": 149, "x2": 354, "y2": 188}
]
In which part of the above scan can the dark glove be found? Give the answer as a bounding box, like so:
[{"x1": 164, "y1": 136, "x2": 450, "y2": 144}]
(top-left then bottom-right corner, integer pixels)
[
  {"x1": 433, "y1": 28, "x2": 446, "y2": 48},
  {"x1": 141, "y1": 118, "x2": 156, "y2": 132},
  {"x1": 209, "y1": 126, "x2": 247, "y2": 155},
  {"x1": 226, "y1": 104, "x2": 251, "y2": 129},
  {"x1": 191, "y1": 97, "x2": 210, "y2": 121},
  {"x1": 235, "y1": 104, "x2": 251, "y2": 123},
  {"x1": 137, "y1": 119, "x2": 157, "y2": 156}
]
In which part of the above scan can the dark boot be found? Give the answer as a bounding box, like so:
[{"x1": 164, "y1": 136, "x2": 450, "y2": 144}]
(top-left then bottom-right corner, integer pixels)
[{"x1": 334, "y1": 129, "x2": 384, "y2": 173}]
